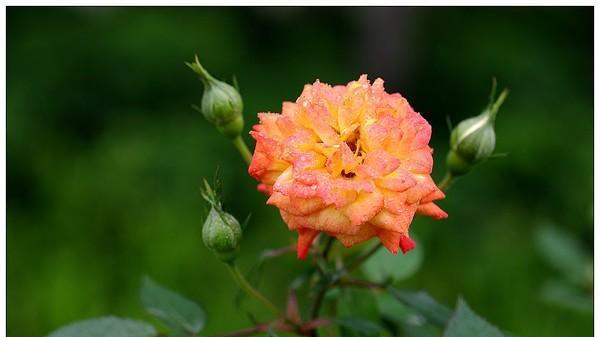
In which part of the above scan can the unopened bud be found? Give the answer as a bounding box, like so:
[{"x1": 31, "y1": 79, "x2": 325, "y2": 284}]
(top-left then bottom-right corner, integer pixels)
[
  {"x1": 202, "y1": 206, "x2": 242, "y2": 262},
  {"x1": 187, "y1": 55, "x2": 244, "y2": 139},
  {"x1": 447, "y1": 81, "x2": 508, "y2": 176},
  {"x1": 200, "y1": 180, "x2": 242, "y2": 262}
]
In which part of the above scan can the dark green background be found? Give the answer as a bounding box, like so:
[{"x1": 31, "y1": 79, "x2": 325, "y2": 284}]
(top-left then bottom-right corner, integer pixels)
[{"x1": 7, "y1": 7, "x2": 593, "y2": 337}]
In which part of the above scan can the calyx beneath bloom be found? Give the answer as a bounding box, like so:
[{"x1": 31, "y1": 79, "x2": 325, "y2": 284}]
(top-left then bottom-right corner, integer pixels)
[{"x1": 248, "y1": 75, "x2": 447, "y2": 259}]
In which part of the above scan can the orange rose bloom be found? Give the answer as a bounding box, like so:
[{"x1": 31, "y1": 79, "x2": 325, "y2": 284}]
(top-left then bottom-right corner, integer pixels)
[{"x1": 249, "y1": 75, "x2": 447, "y2": 259}]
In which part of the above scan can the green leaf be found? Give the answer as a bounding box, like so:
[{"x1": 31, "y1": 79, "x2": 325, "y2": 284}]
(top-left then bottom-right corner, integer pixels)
[
  {"x1": 540, "y1": 279, "x2": 593, "y2": 314},
  {"x1": 140, "y1": 276, "x2": 206, "y2": 334},
  {"x1": 290, "y1": 266, "x2": 317, "y2": 290},
  {"x1": 166, "y1": 331, "x2": 190, "y2": 337},
  {"x1": 534, "y1": 223, "x2": 591, "y2": 285},
  {"x1": 335, "y1": 317, "x2": 385, "y2": 336},
  {"x1": 377, "y1": 292, "x2": 438, "y2": 337},
  {"x1": 47, "y1": 316, "x2": 157, "y2": 337},
  {"x1": 376, "y1": 292, "x2": 411, "y2": 324},
  {"x1": 167, "y1": 330, "x2": 191, "y2": 337},
  {"x1": 362, "y1": 237, "x2": 423, "y2": 283},
  {"x1": 335, "y1": 288, "x2": 385, "y2": 337},
  {"x1": 337, "y1": 287, "x2": 380, "y2": 321},
  {"x1": 402, "y1": 322, "x2": 439, "y2": 337},
  {"x1": 443, "y1": 298, "x2": 504, "y2": 337},
  {"x1": 235, "y1": 245, "x2": 296, "y2": 306},
  {"x1": 389, "y1": 288, "x2": 452, "y2": 327}
]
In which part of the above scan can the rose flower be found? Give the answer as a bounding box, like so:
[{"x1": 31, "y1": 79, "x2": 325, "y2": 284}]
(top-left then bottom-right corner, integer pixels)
[{"x1": 249, "y1": 75, "x2": 447, "y2": 259}]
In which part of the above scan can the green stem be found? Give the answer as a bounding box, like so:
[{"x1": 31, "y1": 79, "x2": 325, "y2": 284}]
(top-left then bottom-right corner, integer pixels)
[
  {"x1": 346, "y1": 242, "x2": 383, "y2": 273},
  {"x1": 438, "y1": 172, "x2": 454, "y2": 192},
  {"x1": 309, "y1": 287, "x2": 328, "y2": 331},
  {"x1": 488, "y1": 88, "x2": 509, "y2": 121},
  {"x1": 232, "y1": 135, "x2": 252, "y2": 165},
  {"x1": 227, "y1": 262, "x2": 279, "y2": 315},
  {"x1": 321, "y1": 236, "x2": 335, "y2": 260},
  {"x1": 309, "y1": 241, "x2": 383, "y2": 327},
  {"x1": 338, "y1": 277, "x2": 387, "y2": 290}
]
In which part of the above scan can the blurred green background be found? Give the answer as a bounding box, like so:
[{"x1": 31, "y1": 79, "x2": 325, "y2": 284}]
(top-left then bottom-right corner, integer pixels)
[{"x1": 7, "y1": 7, "x2": 593, "y2": 337}]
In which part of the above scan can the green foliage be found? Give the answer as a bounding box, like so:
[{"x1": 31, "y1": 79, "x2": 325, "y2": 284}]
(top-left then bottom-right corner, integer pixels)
[
  {"x1": 443, "y1": 298, "x2": 504, "y2": 337},
  {"x1": 335, "y1": 317, "x2": 385, "y2": 336},
  {"x1": 234, "y1": 245, "x2": 295, "y2": 307},
  {"x1": 377, "y1": 292, "x2": 438, "y2": 337},
  {"x1": 46, "y1": 317, "x2": 157, "y2": 337},
  {"x1": 534, "y1": 223, "x2": 592, "y2": 286},
  {"x1": 389, "y1": 288, "x2": 452, "y2": 327},
  {"x1": 140, "y1": 276, "x2": 206, "y2": 335},
  {"x1": 379, "y1": 292, "x2": 511, "y2": 337},
  {"x1": 402, "y1": 323, "x2": 439, "y2": 337},
  {"x1": 333, "y1": 287, "x2": 382, "y2": 336},
  {"x1": 376, "y1": 291, "x2": 411, "y2": 324},
  {"x1": 534, "y1": 223, "x2": 592, "y2": 314},
  {"x1": 362, "y1": 237, "x2": 424, "y2": 283},
  {"x1": 337, "y1": 287, "x2": 379, "y2": 317},
  {"x1": 167, "y1": 331, "x2": 194, "y2": 337},
  {"x1": 539, "y1": 279, "x2": 593, "y2": 314}
]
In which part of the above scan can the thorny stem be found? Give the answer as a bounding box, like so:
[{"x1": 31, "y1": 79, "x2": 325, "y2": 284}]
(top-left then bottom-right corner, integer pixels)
[
  {"x1": 232, "y1": 135, "x2": 252, "y2": 165},
  {"x1": 227, "y1": 262, "x2": 280, "y2": 316}
]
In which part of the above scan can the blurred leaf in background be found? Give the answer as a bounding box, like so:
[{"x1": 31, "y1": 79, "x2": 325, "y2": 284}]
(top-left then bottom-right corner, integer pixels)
[
  {"x1": 7, "y1": 7, "x2": 593, "y2": 337},
  {"x1": 47, "y1": 317, "x2": 157, "y2": 337},
  {"x1": 140, "y1": 276, "x2": 206, "y2": 335},
  {"x1": 534, "y1": 223, "x2": 593, "y2": 314},
  {"x1": 362, "y1": 236, "x2": 424, "y2": 283}
]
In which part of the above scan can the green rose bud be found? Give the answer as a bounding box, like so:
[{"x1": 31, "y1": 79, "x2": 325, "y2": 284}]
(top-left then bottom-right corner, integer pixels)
[
  {"x1": 202, "y1": 206, "x2": 242, "y2": 262},
  {"x1": 200, "y1": 180, "x2": 242, "y2": 262},
  {"x1": 187, "y1": 55, "x2": 244, "y2": 139},
  {"x1": 447, "y1": 81, "x2": 508, "y2": 177}
]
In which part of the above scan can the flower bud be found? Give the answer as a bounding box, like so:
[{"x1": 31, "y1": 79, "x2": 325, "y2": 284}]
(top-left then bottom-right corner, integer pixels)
[
  {"x1": 202, "y1": 206, "x2": 242, "y2": 262},
  {"x1": 187, "y1": 55, "x2": 244, "y2": 139},
  {"x1": 447, "y1": 82, "x2": 508, "y2": 176},
  {"x1": 200, "y1": 180, "x2": 242, "y2": 262}
]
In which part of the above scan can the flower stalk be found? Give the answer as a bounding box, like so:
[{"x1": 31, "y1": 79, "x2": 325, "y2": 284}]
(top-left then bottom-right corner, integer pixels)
[
  {"x1": 226, "y1": 261, "x2": 280, "y2": 316},
  {"x1": 232, "y1": 135, "x2": 252, "y2": 165},
  {"x1": 437, "y1": 172, "x2": 455, "y2": 192}
]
